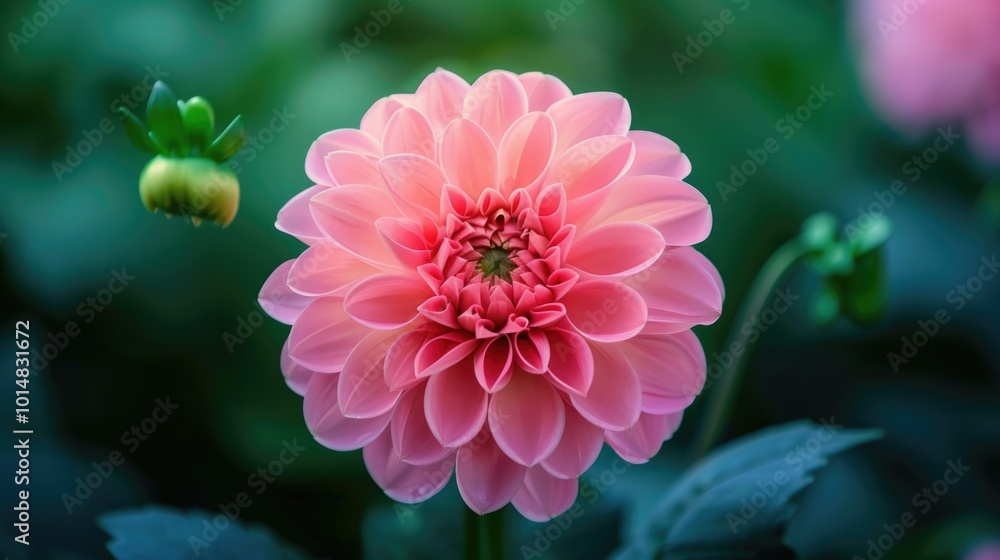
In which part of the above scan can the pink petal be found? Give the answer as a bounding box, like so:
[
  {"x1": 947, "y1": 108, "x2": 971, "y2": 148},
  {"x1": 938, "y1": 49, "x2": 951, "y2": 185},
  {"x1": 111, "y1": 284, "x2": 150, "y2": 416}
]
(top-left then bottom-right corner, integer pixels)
[
  {"x1": 375, "y1": 218, "x2": 433, "y2": 269},
  {"x1": 588, "y1": 175, "x2": 712, "y2": 246},
  {"x1": 280, "y1": 339, "x2": 314, "y2": 396},
  {"x1": 488, "y1": 370, "x2": 565, "y2": 466},
  {"x1": 412, "y1": 68, "x2": 471, "y2": 133},
  {"x1": 414, "y1": 331, "x2": 479, "y2": 378},
  {"x1": 618, "y1": 331, "x2": 706, "y2": 415},
  {"x1": 626, "y1": 247, "x2": 724, "y2": 330},
  {"x1": 345, "y1": 273, "x2": 430, "y2": 329},
  {"x1": 497, "y1": 112, "x2": 557, "y2": 195},
  {"x1": 259, "y1": 260, "x2": 315, "y2": 325},
  {"x1": 546, "y1": 135, "x2": 635, "y2": 201},
  {"x1": 625, "y1": 131, "x2": 691, "y2": 180},
  {"x1": 324, "y1": 151, "x2": 385, "y2": 188},
  {"x1": 275, "y1": 184, "x2": 329, "y2": 245},
  {"x1": 384, "y1": 329, "x2": 430, "y2": 392},
  {"x1": 561, "y1": 280, "x2": 648, "y2": 343},
  {"x1": 360, "y1": 96, "x2": 407, "y2": 139},
  {"x1": 304, "y1": 372, "x2": 390, "y2": 451},
  {"x1": 305, "y1": 129, "x2": 381, "y2": 185},
  {"x1": 379, "y1": 154, "x2": 448, "y2": 216},
  {"x1": 455, "y1": 426, "x2": 527, "y2": 514},
  {"x1": 512, "y1": 330, "x2": 551, "y2": 374},
  {"x1": 519, "y1": 72, "x2": 573, "y2": 112},
  {"x1": 391, "y1": 383, "x2": 453, "y2": 465},
  {"x1": 541, "y1": 404, "x2": 604, "y2": 479},
  {"x1": 544, "y1": 329, "x2": 594, "y2": 397},
  {"x1": 568, "y1": 222, "x2": 665, "y2": 278},
  {"x1": 440, "y1": 119, "x2": 498, "y2": 199},
  {"x1": 287, "y1": 242, "x2": 380, "y2": 297},
  {"x1": 425, "y1": 358, "x2": 488, "y2": 447},
  {"x1": 474, "y1": 335, "x2": 514, "y2": 393},
  {"x1": 382, "y1": 107, "x2": 436, "y2": 160},
  {"x1": 512, "y1": 466, "x2": 579, "y2": 522},
  {"x1": 570, "y1": 343, "x2": 641, "y2": 431},
  {"x1": 364, "y1": 430, "x2": 455, "y2": 504},
  {"x1": 310, "y1": 184, "x2": 400, "y2": 266},
  {"x1": 287, "y1": 297, "x2": 371, "y2": 373},
  {"x1": 338, "y1": 329, "x2": 403, "y2": 418},
  {"x1": 547, "y1": 92, "x2": 631, "y2": 153},
  {"x1": 463, "y1": 70, "x2": 529, "y2": 145},
  {"x1": 605, "y1": 411, "x2": 683, "y2": 464}
]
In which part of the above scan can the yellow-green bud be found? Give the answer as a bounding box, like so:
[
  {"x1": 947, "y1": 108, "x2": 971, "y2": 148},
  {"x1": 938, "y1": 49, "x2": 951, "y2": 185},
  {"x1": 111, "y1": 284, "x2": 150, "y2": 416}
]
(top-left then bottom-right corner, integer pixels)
[{"x1": 139, "y1": 156, "x2": 239, "y2": 227}]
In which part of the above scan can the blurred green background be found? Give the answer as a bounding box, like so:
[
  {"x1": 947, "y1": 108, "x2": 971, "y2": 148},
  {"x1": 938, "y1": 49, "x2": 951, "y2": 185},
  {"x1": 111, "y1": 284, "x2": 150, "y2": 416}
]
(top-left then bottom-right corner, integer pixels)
[{"x1": 1, "y1": 0, "x2": 998, "y2": 558}]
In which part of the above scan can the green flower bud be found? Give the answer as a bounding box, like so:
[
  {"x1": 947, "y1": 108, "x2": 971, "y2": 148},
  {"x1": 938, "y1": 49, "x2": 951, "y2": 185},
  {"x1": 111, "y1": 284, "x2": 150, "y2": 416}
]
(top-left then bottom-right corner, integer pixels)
[
  {"x1": 179, "y1": 96, "x2": 215, "y2": 154},
  {"x1": 139, "y1": 156, "x2": 239, "y2": 227},
  {"x1": 121, "y1": 82, "x2": 246, "y2": 227}
]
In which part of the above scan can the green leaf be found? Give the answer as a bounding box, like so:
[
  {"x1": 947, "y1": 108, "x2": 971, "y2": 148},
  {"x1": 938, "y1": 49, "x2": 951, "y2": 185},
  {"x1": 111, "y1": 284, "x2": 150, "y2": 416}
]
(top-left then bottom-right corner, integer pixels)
[
  {"x1": 180, "y1": 96, "x2": 216, "y2": 154},
  {"x1": 116, "y1": 107, "x2": 159, "y2": 154},
  {"x1": 845, "y1": 249, "x2": 888, "y2": 325},
  {"x1": 146, "y1": 81, "x2": 189, "y2": 156},
  {"x1": 616, "y1": 421, "x2": 882, "y2": 559},
  {"x1": 206, "y1": 115, "x2": 247, "y2": 163},
  {"x1": 99, "y1": 506, "x2": 311, "y2": 559}
]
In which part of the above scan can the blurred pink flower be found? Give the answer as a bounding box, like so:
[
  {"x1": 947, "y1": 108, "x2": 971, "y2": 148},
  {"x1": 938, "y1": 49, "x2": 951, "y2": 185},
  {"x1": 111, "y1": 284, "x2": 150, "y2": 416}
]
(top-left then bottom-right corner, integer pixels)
[
  {"x1": 966, "y1": 542, "x2": 1000, "y2": 560},
  {"x1": 852, "y1": 0, "x2": 1000, "y2": 162},
  {"x1": 260, "y1": 69, "x2": 723, "y2": 519}
]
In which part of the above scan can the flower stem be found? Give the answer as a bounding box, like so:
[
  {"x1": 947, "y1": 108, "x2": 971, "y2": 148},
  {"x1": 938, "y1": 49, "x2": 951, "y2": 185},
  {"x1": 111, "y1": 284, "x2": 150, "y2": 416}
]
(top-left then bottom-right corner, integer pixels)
[
  {"x1": 465, "y1": 508, "x2": 506, "y2": 559},
  {"x1": 692, "y1": 238, "x2": 810, "y2": 457}
]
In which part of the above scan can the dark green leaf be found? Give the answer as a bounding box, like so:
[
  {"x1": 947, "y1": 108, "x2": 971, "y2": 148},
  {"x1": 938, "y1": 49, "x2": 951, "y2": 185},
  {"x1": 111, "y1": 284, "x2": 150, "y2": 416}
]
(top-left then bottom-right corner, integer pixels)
[
  {"x1": 146, "y1": 81, "x2": 189, "y2": 156},
  {"x1": 616, "y1": 421, "x2": 881, "y2": 559},
  {"x1": 207, "y1": 115, "x2": 247, "y2": 163},
  {"x1": 116, "y1": 107, "x2": 159, "y2": 154},
  {"x1": 98, "y1": 506, "x2": 311, "y2": 560}
]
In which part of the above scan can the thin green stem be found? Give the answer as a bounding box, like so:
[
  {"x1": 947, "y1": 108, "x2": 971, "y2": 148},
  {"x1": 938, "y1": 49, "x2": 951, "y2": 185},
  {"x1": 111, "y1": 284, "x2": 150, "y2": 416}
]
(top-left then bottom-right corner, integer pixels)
[
  {"x1": 465, "y1": 509, "x2": 506, "y2": 559},
  {"x1": 692, "y1": 238, "x2": 810, "y2": 457},
  {"x1": 464, "y1": 507, "x2": 479, "y2": 560}
]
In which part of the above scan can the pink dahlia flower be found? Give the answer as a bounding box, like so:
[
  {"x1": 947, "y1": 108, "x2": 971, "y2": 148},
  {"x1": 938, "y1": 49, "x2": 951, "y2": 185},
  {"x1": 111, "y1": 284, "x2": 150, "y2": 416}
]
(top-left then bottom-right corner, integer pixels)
[
  {"x1": 260, "y1": 69, "x2": 723, "y2": 519},
  {"x1": 852, "y1": 0, "x2": 1000, "y2": 162}
]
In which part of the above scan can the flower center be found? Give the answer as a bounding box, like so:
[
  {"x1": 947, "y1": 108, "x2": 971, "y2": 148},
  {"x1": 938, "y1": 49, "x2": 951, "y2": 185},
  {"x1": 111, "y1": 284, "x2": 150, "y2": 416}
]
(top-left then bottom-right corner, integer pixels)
[{"x1": 476, "y1": 245, "x2": 515, "y2": 283}]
